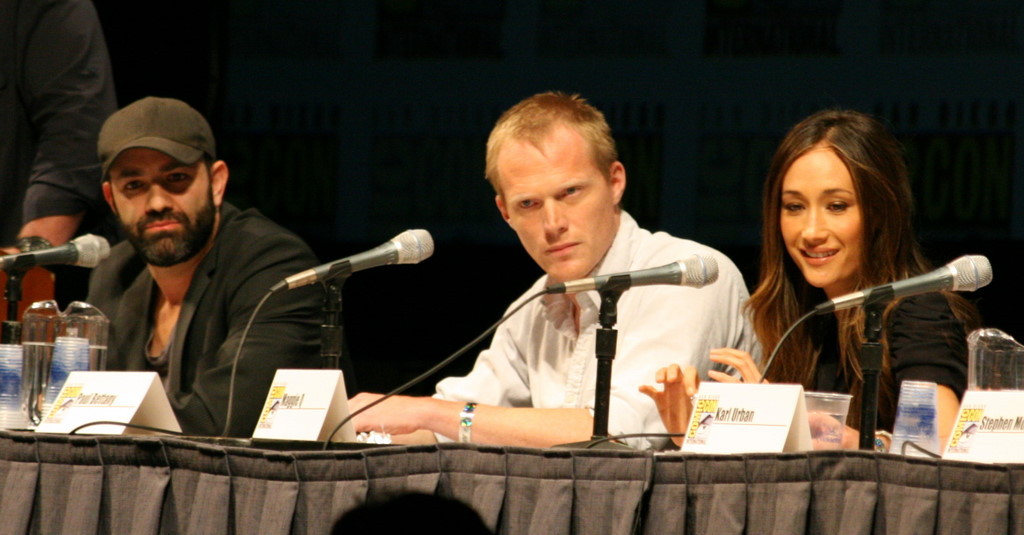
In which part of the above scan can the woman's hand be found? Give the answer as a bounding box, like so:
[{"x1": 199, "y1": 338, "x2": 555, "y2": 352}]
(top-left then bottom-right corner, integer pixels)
[
  {"x1": 805, "y1": 411, "x2": 849, "y2": 449},
  {"x1": 640, "y1": 349, "x2": 764, "y2": 448},
  {"x1": 708, "y1": 348, "x2": 765, "y2": 384},
  {"x1": 639, "y1": 364, "x2": 700, "y2": 446}
]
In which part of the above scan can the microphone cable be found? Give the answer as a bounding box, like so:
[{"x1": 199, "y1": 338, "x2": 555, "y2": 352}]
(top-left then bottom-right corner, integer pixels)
[
  {"x1": 64, "y1": 287, "x2": 285, "y2": 438},
  {"x1": 221, "y1": 289, "x2": 276, "y2": 437},
  {"x1": 756, "y1": 309, "x2": 817, "y2": 384},
  {"x1": 69, "y1": 421, "x2": 185, "y2": 436},
  {"x1": 900, "y1": 439, "x2": 941, "y2": 458},
  {"x1": 321, "y1": 290, "x2": 547, "y2": 449},
  {"x1": 577, "y1": 433, "x2": 685, "y2": 449},
  {"x1": 70, "y1": 285, "x2": 543, "y2": 443}
]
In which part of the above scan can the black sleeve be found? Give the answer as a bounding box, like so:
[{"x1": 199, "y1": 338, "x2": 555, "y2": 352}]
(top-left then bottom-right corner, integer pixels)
[
  {"x1": 888, "y1": 293, "x2": 969, "y2": 399},
  {"x1": 19, "y1": 0, "x2": 117, "y2": 222},
  {"x1": 185, "y1": 225, "x2": 330, "y2": 437}
]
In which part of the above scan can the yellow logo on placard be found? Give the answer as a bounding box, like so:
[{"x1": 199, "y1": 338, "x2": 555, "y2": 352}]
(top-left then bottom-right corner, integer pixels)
[
  {"x1": 947, "y1": 406, "x2": 984, "y2": 452},
  {"x1": 256, "y1": 385, "x2": 287, "y2": 428},
  {"x1": 43, "y1": 384, "x2": 83, "y2": 424},
  {"x1": 686, "y1": 397, "x2": 719, "y2": 443}
]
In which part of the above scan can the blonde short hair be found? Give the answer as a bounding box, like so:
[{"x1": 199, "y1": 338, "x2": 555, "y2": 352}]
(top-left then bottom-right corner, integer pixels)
[{"x1": 485, "y1": 91, "x2": 617, "y2": 194}]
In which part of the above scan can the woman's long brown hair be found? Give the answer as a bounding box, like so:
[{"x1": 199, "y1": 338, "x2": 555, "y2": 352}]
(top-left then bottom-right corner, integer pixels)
[{"x1": 748, "y1": 109, "x2": 978, "y2": 430}]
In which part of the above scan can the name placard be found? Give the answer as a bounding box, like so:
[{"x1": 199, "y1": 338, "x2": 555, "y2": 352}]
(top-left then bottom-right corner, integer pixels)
[
  {"x1": 34, "y1": 371, "x2": 180, "y2": 435},
  {"x1": 681, "y1": 382, "x2": 811, "y2": 454},
  {"x1": 251, "y1": 369, "x2": 354, "y2": 442},
  {"x1": 943, "y1": 390, "x2": 1024, "y2": 463}
]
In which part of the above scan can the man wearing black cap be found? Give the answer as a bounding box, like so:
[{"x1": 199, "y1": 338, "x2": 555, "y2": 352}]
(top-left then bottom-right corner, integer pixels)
[{"x1": 86, "y1": 96, "x2": 350, "y2": 436}]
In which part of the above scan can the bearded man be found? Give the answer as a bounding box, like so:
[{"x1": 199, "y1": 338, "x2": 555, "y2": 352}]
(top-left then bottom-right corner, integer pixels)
[{"x1": 86, "y1": 97, "x2": 350, "y2": 436}]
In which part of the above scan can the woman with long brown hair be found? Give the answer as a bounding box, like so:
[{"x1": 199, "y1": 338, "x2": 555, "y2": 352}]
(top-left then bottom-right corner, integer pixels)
[{"x1": 642, "y1": 109, "x2": 979, "y2": 448}]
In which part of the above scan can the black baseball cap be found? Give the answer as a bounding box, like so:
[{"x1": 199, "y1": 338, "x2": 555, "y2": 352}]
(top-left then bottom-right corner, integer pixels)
[{"x1": 98, "y1": 96, "x2": 216, "y2": 179}]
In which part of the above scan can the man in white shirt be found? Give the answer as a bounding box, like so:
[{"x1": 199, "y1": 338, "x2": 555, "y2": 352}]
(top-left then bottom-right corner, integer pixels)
[{"x1": 350, "y1": 92, "x2": 758, "y2": 449}]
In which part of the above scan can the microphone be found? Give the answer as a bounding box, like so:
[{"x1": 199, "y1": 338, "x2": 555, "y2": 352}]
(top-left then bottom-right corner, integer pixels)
[
  {"x1": 545, "y1": 255, "x2": 719, "y2": 294},
  {"x1": 0, "y1": 234, "x2": 110, "y2": 271},
  {"x1": 813, "y1": 254, "x2": 992, "y2": 315},
  {"x1": 271, "y1": 229, "x2": 434, "y2": 292}
]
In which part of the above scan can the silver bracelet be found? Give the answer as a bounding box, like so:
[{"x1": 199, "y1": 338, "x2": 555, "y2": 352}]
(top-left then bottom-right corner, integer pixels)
[{"x1": 459, "y1": 402, "x2": 477, "y2": 443}]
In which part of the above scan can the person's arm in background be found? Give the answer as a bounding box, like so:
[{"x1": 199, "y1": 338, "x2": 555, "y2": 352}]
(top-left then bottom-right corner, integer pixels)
[
  {"x1": 16, "y1": 215, "x2": 84, "y2": 248},
  {"x1": 15, "y1": 0, "x2": 116, "y2": 248}
]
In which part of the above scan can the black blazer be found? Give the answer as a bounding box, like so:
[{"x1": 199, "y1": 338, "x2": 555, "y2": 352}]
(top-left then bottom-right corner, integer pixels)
[{"x1": 88, "y1": 203, "x2": 351, "y2": 436}]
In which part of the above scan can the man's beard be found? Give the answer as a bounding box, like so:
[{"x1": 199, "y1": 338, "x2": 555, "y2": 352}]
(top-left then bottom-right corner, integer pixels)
[{"x1": 122, "y1": 192, "x2": 217, "y2": 267}]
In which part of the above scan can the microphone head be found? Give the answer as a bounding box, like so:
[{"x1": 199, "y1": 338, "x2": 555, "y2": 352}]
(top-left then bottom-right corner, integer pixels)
[
  {"x1": 393, "y1": 229, "x2": 434, "y2": 264},
  {"x1": 681, "y1": 255, "x2": 718, "y2": 288},
  {"x1": 949, "y1": 255, "x2": 993, "y2": 292},
  {"x1": 71, "y1": 234, "x2": 111, "y2": 268}
]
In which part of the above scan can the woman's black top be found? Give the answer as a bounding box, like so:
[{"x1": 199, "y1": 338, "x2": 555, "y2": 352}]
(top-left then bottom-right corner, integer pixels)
[{"x1": 813, "y1": 292, "x2": 969, "y2": 403}]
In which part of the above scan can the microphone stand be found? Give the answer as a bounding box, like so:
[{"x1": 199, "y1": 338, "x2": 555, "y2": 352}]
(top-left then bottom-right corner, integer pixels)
[
  {"x1": 858, "y1": 300, "x2": 886, "y2": 450},
  {"x1": 1, "y1": 269, "x2": 26, "y2": 344},
  {"x1": 320, "y1": 277, "x2": 347, "y2": 370},
  {"x1": 556, "y1": 274, "x2": 633, "y2": 450}
]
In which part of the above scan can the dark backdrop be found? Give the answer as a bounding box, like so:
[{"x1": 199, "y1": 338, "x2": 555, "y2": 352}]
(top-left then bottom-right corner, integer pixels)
[{"x1": 91, "y1": 1, "x2": 1023, "y2": 395}]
